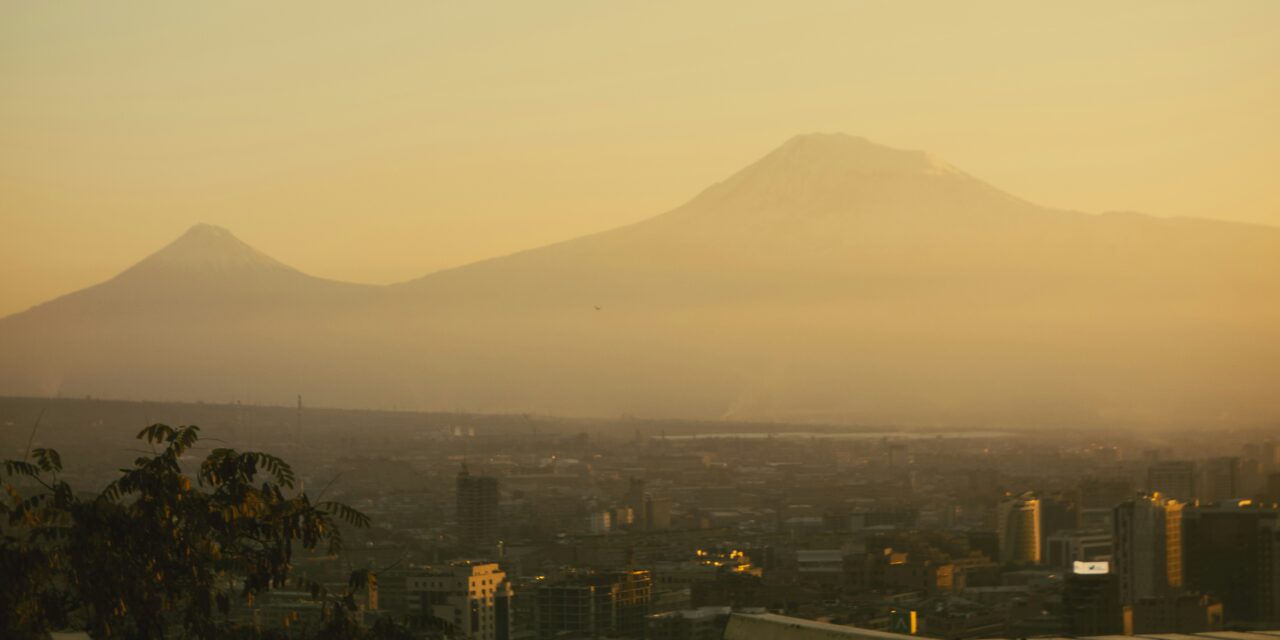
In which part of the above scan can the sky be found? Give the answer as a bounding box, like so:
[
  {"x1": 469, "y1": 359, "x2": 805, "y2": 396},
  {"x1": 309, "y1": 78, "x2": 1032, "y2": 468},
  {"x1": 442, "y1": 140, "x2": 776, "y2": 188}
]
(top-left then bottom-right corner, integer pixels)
[{"x1": 2, "y1": 1, "x2": 1277, "y2": 318}]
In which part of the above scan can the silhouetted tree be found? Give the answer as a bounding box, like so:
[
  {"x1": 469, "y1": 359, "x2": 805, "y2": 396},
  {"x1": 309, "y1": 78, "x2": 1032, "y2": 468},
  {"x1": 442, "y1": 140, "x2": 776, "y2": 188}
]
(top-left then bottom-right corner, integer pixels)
[{"x1": 1, "y1": 424, "x2": 385, "y2": 639}]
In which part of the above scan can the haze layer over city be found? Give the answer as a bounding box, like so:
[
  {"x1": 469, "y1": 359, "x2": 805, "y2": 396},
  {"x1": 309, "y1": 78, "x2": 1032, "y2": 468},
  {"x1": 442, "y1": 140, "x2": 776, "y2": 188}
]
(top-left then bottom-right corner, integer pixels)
[{"x1": 2, "y1": 3, "x2": 1279, "y2": 640}]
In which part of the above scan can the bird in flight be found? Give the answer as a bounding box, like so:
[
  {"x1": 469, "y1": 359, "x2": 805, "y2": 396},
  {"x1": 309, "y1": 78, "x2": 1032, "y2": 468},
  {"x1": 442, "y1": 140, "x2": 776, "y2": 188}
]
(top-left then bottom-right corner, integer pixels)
[{"x1": 594, "y1": 305, "x2": 602, "y2": 311}]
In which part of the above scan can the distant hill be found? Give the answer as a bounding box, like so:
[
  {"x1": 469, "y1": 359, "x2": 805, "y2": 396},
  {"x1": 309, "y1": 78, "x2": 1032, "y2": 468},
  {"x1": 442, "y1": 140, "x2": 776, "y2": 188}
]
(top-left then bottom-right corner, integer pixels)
[
  {"x1": 3, "y1": 134, "x2": 1278, "y2": 427},
  {"x1": 0, "y1": 224, "x2": 383, "y2": 406}
]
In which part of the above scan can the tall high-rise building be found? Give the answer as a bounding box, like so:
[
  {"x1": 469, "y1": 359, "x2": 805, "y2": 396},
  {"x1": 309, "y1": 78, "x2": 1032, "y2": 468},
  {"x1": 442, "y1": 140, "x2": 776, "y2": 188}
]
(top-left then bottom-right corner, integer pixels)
[
  {"x1": 1148, "y1": 461, "x2": 1198, "y2": 502},
  {"x1": 624, "y1": 477, "x2": 672, "y2": 531},
  {"x1": 1039, "y1": 492, "x2": 1080, "y2": 552},
  {"x1": 1113, "y1": 493, "x2": 1183, "y2": 604},
  {"x1": 996, "y1": 493, "x2": 1041, "y2": 565},
  {"x1": 1064, "y1": 563, "x2": 1127, "y2": 636},
  {"x1": 390, "y1": 561, "x2": 513, "y2": 640},
  {"x1": 1183, "y1": 501, "x2": 1280, "y2": 627},
  {"x1": 1202, "y1": 457, "x2": 1241, "y2": 503},
  {"x1": 457, "y1": 464, "x2": 500, "y2": 551},
  {"x1": 625, "y1": 477, "x2": 646, "y2": 529},
  {"x1": 535, "y1": 570, "x2": 652, "y2": 639}
]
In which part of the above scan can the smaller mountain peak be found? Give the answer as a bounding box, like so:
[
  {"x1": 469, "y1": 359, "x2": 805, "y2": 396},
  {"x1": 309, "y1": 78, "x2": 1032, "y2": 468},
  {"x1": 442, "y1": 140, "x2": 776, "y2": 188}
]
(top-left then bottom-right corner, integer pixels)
[
  {"x1": 167, "y1": 223, "x2": 246, "y2": 249},
  {"x1": 123, "y1": 223, "x2": 294, "y2": 277},
  {"x1": 780, "y1": 132, "x2": 874, "y2": 148},
  {"x1": 179, "y1": 222, "x2": 237, "y2": 239}
]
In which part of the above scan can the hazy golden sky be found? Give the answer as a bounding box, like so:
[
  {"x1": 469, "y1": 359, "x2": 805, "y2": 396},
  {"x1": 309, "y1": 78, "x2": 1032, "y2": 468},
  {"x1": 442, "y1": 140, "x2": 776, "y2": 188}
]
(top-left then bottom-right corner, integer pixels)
[{"x1": 2, "y1": 1, "x2": 1277, "y2": 317}]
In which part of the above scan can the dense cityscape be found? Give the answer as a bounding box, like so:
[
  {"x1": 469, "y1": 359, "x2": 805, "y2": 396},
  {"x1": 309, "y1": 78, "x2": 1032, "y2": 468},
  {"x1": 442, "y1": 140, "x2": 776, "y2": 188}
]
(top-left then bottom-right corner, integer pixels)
[{"x1": 6, "y1": 397, "x2": 1278, "y2": 639}]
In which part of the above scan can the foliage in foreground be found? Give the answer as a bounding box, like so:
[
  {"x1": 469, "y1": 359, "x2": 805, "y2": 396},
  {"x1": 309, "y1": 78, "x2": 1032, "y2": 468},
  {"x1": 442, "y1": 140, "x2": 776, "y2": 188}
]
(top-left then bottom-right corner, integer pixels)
[{"x1": 0, "y1": 424, "x2": 392, "y2": 639}]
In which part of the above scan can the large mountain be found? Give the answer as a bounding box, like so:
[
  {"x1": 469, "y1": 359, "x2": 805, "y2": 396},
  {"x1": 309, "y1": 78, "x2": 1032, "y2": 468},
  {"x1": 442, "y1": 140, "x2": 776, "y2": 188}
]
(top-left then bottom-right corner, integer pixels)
[{"x1": 3, "y1": 134, "x2": 1278, "y2": 427}]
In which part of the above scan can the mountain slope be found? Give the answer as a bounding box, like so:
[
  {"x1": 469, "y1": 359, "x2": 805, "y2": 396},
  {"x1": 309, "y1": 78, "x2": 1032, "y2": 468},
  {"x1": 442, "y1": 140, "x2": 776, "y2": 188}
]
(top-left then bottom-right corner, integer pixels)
[
  {"x1": 0, "y1": 224, "x2": 384, "y2": 404},
  {"x1": 11, "y1": 223, "x2": 373, "y2": 310},
  {"x1": 394, "y1": 134, "x2": 1277, "y2": 307},
  {"x1": 2, "y1": 135, "x2": 1278, "y2": 426},
  {"x1": 378, "y1": 134, "x2": 1280, "y2": 424}
]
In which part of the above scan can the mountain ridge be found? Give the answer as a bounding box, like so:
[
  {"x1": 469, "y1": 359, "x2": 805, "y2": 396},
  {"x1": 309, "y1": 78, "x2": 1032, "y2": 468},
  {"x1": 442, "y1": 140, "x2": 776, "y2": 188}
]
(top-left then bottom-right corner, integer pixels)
[
  {"x1": 9, "y1": 134, "x2": 1279, "y2": 307},
  {"x1": 2, "y1": 134, "x2": 1278, "y2": 427}
]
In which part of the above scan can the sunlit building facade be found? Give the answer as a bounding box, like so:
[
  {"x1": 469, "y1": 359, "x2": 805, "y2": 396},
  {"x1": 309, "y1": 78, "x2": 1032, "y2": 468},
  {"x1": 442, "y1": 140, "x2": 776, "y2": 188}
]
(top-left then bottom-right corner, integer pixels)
[
  {"x1": 1113, "y1": 493, "x2": 1183, "y2": 604},
  {"x1": 997, "y1": 493, "x2": 1041, "y2": 565}
]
